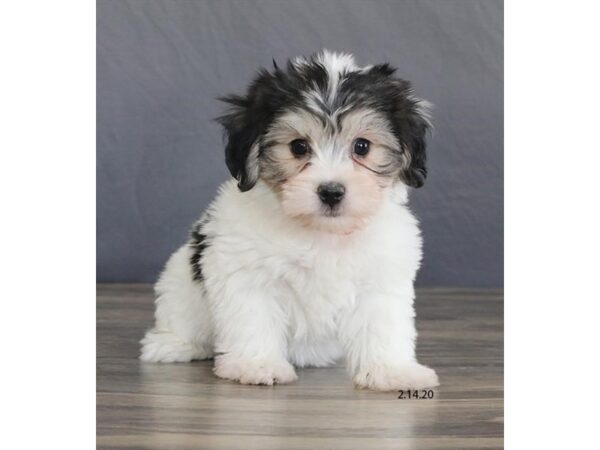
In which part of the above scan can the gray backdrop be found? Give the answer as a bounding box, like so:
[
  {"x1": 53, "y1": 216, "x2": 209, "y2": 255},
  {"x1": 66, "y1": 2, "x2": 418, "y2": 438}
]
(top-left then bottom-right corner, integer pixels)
[{"x1": 97, "y1": 0, "x2": 503, "y2": 286}]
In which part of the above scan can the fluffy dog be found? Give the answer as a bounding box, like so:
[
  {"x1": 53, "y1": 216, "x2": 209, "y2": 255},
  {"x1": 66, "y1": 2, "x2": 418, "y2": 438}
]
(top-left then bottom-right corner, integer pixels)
[{"x1": 140, "y1": 50, "x2": 439, "y2": 390}]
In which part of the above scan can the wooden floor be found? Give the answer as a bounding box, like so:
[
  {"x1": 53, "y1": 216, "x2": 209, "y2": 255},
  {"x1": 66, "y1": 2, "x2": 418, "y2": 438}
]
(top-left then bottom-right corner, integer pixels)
[{"x1": 97, "y1": 284, "x2": 503, "y2": 449}]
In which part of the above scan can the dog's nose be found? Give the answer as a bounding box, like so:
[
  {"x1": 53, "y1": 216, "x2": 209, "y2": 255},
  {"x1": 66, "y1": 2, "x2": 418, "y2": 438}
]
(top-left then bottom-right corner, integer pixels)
[{"x1": 317, "y1": 182, "x2": 345, "y2": 207}]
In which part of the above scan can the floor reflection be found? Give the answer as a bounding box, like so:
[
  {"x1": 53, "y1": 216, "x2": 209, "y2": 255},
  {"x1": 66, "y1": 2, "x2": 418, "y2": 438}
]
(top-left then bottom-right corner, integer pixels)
[{"x1": 138, "y1": 361, "x2": 439, "y2": 448}]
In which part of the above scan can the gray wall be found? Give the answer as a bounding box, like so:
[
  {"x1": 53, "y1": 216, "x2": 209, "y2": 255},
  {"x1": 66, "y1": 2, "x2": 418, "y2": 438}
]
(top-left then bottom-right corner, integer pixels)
[{"x1": 97, "y1": 0, "x2": 503, "y2": 286}]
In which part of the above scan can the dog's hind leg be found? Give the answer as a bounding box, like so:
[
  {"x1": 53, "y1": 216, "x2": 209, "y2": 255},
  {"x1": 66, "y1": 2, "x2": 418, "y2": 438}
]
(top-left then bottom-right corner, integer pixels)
[{"x1": 140, "y1": 244, "x2": 214, "y2": 363}]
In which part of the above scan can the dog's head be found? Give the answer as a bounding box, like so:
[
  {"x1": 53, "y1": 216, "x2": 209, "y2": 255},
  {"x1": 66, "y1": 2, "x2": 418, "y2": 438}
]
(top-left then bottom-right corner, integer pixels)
[{"x1": 217, "y1": 50, "x2": 432, "y2": 233}]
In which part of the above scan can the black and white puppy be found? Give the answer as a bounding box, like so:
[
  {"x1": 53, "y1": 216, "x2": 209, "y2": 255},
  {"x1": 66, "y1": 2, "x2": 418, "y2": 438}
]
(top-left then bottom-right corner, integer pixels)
[{"x1": 141, "y1": 50, "x2": 439, "y2": 390}]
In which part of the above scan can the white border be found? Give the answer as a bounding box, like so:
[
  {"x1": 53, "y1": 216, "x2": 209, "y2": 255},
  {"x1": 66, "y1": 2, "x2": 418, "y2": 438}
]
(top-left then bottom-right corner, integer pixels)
[
  {"x1": 506, "y1": 0, "x2": 600, "y2": 448},
  {"x1": 0, "y1": 1, "x2": 95, "y2": 448}
]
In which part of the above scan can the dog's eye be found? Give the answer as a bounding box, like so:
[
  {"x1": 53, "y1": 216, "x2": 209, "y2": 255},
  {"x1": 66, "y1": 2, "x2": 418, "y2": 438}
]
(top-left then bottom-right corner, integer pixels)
[
  {"x1": 290, "y1": 139, "x2": 310, "y2": 157},
  {"x1": 353, "y1": 138, "x2": 371, "y2": 156}
]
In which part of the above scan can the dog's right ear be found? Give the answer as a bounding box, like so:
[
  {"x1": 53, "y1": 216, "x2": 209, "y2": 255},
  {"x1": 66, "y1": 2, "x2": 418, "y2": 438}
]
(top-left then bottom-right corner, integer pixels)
[
  {"x1": 217, "y1": 68, "x2": 281, "y2": 192},
  {"x1": 216, "y1": 94, "x2": 261, "y2": 192}
]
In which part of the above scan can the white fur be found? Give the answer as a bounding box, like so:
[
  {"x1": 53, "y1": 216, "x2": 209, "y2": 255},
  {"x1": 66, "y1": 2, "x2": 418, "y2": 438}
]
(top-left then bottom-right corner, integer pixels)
[{"x1": 140, "y1": 179, "x2": 438, "y2": 390}]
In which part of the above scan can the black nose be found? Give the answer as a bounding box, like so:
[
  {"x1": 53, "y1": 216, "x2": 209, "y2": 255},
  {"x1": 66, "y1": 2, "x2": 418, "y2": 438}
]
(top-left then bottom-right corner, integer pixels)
[{"x1": 317, "y1": 182, "x2": 345, "y2": 207}]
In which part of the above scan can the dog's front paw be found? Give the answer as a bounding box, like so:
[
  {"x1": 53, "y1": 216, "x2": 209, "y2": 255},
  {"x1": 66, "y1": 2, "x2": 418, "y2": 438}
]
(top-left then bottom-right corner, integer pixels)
[
  {"x1": 214, "y1": 354, "x2": 298, "y2": 386},
  {"x1": 353, "y1": 362, "x2": 439, "y2": 391}
]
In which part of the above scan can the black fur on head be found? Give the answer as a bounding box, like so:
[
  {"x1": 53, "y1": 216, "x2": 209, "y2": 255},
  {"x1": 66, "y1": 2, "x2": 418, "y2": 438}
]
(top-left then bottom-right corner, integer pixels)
[
  {"x1": 217, "y1": 51, "x2": 432, "y2": 191},
  {"x1": 334, "y1": 63, "x2": 432, "y2": 188}
]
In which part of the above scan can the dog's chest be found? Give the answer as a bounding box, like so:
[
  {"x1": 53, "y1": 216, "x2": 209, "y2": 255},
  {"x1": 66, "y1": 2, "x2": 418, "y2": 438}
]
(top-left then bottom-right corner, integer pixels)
[{"x1": 276, "y1": 244, "x2": 359, "y2": 339}]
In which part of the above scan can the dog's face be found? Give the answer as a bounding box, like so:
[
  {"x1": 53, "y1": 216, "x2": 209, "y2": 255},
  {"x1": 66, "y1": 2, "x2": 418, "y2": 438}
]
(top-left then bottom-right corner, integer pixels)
[{"x1": 218, "y1": 51, "x2": 431, "y2": 233}]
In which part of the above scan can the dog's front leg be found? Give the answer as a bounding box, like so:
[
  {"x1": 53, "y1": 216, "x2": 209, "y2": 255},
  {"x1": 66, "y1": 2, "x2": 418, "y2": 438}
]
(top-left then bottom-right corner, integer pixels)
[
  {"x1": 210, "y1": 273, "x2": 297, "y2": 386},
  {"x1": 338, "y1": 285, "x2": 438, "y2": 391}
]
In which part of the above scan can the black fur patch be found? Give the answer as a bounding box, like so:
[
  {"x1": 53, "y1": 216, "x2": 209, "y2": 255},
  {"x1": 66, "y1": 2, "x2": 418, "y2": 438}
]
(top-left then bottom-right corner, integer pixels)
[
  {"x1": 216, "y1": 59, "x2": 330, "y2": 191},
  {"x1": 190, "y1": 225, "x2": 208, "y2": 282},
  {"x1": 339, "y1": 64, "x2": 430, "y2": 187},
  {"x1": 216, "y1": 52, "x2": 431, "y2": 190}
]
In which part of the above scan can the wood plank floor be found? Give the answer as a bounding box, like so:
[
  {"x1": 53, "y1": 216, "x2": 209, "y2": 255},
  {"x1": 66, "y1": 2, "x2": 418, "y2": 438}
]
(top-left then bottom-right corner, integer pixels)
[{"x1": 97, "y1": 284, "x2": 503, "y2": 449}]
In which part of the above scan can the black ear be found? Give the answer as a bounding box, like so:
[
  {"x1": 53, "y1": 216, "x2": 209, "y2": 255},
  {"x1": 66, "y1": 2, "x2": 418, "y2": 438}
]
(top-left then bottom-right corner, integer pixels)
[
  {"x1": 364, "y1": 65, "x2": 432, "y2": 188},
  {"x1": 397, "y1": 94, "x2": 431, "y2": 188},
  {"x1": 216, "y1": 95, "x2": 261, "y2": 192},
  {"x1": 217, "y1": 65, "x2": 287, "y2": 191}
]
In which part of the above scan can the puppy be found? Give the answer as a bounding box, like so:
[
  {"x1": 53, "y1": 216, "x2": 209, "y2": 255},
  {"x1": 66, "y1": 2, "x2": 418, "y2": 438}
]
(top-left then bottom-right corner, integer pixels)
[{"x1": 140, "y1": 50, "x2": 439, "y2": 390}]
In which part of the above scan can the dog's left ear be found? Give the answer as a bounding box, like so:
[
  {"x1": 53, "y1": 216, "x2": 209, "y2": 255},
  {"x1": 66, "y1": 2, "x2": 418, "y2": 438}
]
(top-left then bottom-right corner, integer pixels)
[
  {"x1": 392, "y1": 86, "x2": 432, "y2": 189},
  {"x1": 368, "y1": 65, "x2": 432, "y2": 188},
  {"x1": 398, "y1": 98, "x2": 431, "y2": 188}
]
